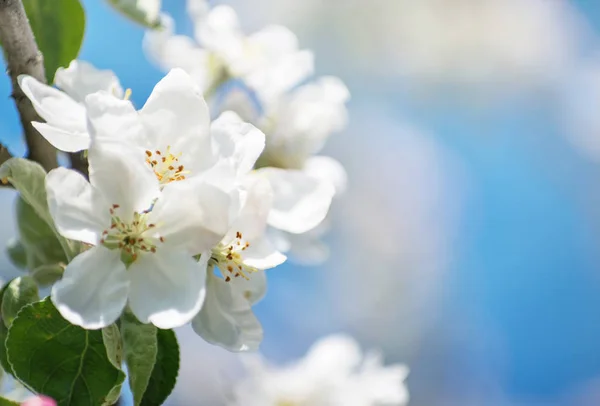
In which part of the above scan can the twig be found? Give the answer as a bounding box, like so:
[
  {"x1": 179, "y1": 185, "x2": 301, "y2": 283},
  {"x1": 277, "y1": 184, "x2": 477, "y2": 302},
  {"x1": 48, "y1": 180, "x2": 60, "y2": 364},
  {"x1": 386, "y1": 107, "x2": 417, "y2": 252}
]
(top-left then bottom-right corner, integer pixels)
[
  {"x1": 69, "y1": 151, "x2": 89, "y2": 177},
  {"x1": 0, "y1": 143, "x2": 13, "y2": 187},
  {"x1": 0, "y1": 0, "x2": 57, "y2": 171}
]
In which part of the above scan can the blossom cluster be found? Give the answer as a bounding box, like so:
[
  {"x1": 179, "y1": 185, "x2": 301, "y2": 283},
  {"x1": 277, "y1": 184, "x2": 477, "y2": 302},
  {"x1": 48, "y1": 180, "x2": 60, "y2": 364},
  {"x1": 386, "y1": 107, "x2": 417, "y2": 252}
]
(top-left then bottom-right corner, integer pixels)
[
  {"x1": 17, "y1": 0, "x2": 349, "y2": 351},
  {"x1": 231, "y1": 334, "x2": 409, "y2": 406}
]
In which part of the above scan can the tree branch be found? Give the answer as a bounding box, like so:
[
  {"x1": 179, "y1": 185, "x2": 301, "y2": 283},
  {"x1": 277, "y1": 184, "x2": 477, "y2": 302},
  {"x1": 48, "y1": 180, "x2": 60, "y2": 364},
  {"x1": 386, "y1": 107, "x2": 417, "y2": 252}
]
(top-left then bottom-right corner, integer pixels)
[
  {"x1": 0, "y1": 0, "x2": 57, "y2": 171},
  {"x1": 0, "y1": 143, "x2": 13, "y2": 187}
]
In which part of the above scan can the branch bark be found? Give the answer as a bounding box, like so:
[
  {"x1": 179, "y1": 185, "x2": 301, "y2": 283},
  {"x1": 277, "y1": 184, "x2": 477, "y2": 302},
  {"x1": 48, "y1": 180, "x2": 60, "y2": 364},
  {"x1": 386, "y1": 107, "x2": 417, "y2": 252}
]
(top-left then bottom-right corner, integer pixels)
[{"x1": 0, "y1": 0, "x2": 57, "y2": 171}]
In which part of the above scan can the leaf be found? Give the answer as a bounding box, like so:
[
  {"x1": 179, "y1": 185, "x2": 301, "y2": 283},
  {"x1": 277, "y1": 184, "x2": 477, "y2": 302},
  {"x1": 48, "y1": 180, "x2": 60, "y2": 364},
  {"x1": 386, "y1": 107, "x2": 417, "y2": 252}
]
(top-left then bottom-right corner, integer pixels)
[
  {"x1": 0, "y1": 283, "x2": 13, "y2": 375},
  {"x1": 120, "y1": 311, "x2": 157, "y2": 406},
  {"x1": 22, "y1": 0, "x2": 85, "y2": 84},
  {"x1": 0, "y1": 396, "x2": 19, "y2": 406},
  {"x1": 5, "y1": 239, "x2": 26, "y2": 270},
  {"x1": 6, "y1": 298, "x2": 126, "y2": 406},
  {"x1": 16, "y1": 198, "x2": 67, "y2": 271},
  {"x1": 140, "y1": 329, "x2": 179, "y2": 406},
  {"x1": 102, "y1": 324, "x2": 123, "y2": 405},
  {"x1": 0, "y1": 158, "x2": 76, "y2": 261},
  {"x1": 1, "y1": 276, "x2": 39, "y2": 328},
  {"x1": 106, "y1": 0, "x2": 162, "y2": 29},
  {"x1": 30, "y1": 264, "x2": 64, "y2": 287}
]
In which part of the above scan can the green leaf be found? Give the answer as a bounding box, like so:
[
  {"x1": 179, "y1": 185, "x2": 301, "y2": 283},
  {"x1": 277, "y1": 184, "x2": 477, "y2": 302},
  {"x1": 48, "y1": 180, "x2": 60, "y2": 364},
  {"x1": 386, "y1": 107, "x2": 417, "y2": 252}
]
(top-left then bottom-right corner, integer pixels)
[
  {"x1": 16, "y1": 197, "x2": 67, "y2": 271},
  {"x1": 22, "y1": 0, "x2": 85, "y2": 84},
  {"x1": 1, "y1": 276, "x2": 39, "y2": 328},
  {"x1": 30, "y1": 264, "x2": 64, "y2": 287},
  {"x1": 6, "y1": 298, "x2": 126, "y2": 406},
  {"x1": 106, "y1": 0, "x2": 162, "y2": 29},
  {"x1": 102, "y1": 324, "x2": 124, "y2": 405},
  {"x1": 0, "y1": 283, "x2": 13, "y2": 375},
  {"x1": 0, "y1": 158, "x2": 76, "y2": 261},
  {"x1": 0, "y1": 396, "x2": 20, "y2": 406},
  {"x1": 140, "y1": 329, "x2": 179, "y2": 406},
  {"x1": 5, "y1": 239, "x2": 26, "y2": 270},
  {"x1": 120, "y1": 311, "x2": 157, "y2": 406}
]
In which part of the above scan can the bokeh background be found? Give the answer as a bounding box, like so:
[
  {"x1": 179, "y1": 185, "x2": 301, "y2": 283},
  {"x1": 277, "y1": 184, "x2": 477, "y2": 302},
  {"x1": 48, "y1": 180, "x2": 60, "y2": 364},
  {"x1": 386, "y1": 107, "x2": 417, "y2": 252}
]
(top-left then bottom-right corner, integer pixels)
[{"x1": 3, "y1": 0, "x2": 600, "y2": 404}]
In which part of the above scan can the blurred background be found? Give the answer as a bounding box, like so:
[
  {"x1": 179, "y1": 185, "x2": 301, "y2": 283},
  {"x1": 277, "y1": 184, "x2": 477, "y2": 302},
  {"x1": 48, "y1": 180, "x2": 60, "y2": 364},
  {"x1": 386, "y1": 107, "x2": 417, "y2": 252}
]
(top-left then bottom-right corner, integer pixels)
[{"x1": 4, "y1": 0, "x2": 600, "y2": 404}]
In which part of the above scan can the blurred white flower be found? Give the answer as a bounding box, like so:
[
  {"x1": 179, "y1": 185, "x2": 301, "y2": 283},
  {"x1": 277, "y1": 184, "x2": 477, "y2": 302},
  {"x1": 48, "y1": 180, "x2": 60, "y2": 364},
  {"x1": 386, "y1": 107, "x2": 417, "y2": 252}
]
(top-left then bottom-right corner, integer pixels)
[
  {"x1": 18, "y1": 60, "x2": 124, "y2": 152},
  {"x1": 230, "y1": 334, "x2": 409, "y2": 406},
  {"x1": 144, "y1": 1, "x2": 313, "y2": 100}
]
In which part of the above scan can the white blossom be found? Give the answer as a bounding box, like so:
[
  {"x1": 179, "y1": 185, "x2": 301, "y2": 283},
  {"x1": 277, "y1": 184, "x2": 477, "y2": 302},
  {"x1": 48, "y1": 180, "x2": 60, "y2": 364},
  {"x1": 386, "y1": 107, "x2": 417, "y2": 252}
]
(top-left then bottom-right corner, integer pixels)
[
  {"x1": 144, "y1": 1, "x2": 313, "y2": 100},
  {"x1": 192, "y1": 174, "x2": 286, "y2": 351},
  {"x1": 230, "y1": 334, "x2": 409, "y2": 405},
  {"x1": 45, "y1": 69, "x2": 259, "y2": 329},
  {"x1": 18, "y1": 60, "x2": 124, "y2": 152}
]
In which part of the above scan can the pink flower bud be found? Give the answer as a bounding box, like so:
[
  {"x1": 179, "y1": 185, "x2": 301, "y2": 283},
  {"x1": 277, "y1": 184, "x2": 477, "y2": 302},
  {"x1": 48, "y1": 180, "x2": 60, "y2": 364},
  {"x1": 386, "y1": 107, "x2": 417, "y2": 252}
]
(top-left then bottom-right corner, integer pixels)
[{"x1": 21, "y1": 395, "x2": 56, "y2": 406}]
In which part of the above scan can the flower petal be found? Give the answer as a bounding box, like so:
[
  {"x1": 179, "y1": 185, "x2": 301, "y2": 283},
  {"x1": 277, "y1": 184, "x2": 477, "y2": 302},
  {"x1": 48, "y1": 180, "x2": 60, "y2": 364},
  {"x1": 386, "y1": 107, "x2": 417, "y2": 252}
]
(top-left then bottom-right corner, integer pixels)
[
  {"x1": 148, "y1": 178, "x2": 232, "y2": 254},
  {"x1": 242, "y1": 236, "x2": 286, "y2": 270},
  {"x1": 85, "y1": 91, "x2": 146, "y2": 146},
  {"x1": 258, "y1": 167, "x2": 335, "y2": 234},
  {"x1": 192, "y1": 271, "x2": 262, "y2": 352},
  {"x1": 229, "y1": 269, "x2": 267, "y2": 305},
  {"x1": 128, "y1": 248, "x2": 207, "y2": 329},
  {"x1": 46, "y1": 167, "x2": 109, "y2": 244},
  {"x1": 51, "y1": 246, "x2": 129, "y2": 329},
  {"x1": 18, "y1": 75, "x2": 87, "y2": 131},
  {"x1": 144, "y1": 14, "x2": 217, "y2": 92},
  {"x1": 211, "y1": 111, "x2": 265, "y2": 178},
  {"x1": 87, "y1": 140, "x2": 159, "y2": 218},
  {"x1": 139, "y1": 68, "x2": 212, "y2": 163},
  {"x1": 224, "y1": 174, "x2": 272, "y2": 241},
  {"x1": 32, "y1": 122, "x2": 90, "y2": 153},
  {"x1": 303, "y1": 155, "x2": 347, "y2": 195},
  {"x1": 197, "y1": 5, "x2": 243, "y2": 57},
  {"x1": 55, "y1": 60, "x2": 124, "y2": 103}
]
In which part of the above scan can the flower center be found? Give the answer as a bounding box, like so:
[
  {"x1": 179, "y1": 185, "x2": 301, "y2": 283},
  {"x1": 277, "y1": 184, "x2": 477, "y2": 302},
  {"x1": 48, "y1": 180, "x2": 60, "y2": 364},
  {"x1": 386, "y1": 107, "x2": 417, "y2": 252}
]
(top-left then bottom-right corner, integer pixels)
[
  {"x1": 100, "y1": 204, "x2": 164, "y2": 263},
  {"x1": 145, "y1": 146, "x2": 190, "y2": 185},
  {"x1": 211, "y1": 231, "x2": 255, "y2": 282}
]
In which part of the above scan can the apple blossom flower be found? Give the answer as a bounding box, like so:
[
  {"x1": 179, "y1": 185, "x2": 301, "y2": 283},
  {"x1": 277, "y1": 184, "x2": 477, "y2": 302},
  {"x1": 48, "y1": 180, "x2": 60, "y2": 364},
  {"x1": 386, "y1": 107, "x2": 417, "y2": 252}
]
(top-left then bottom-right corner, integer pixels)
[
  {"x1": 192, "y1": 175, "x2": 286, "y2": 351},
  {"x1": 143, "y1": 1, "x2": 313, "y2": 100},
  {"x1": 47, "y1": 137, "x2": 236, "y2": 330},
  {"x1": 230, "y1": 334, "x2": 410, "y2": 406},
  {"x1": 18, "y1": 60, "x2": 124, "y2": 152}
]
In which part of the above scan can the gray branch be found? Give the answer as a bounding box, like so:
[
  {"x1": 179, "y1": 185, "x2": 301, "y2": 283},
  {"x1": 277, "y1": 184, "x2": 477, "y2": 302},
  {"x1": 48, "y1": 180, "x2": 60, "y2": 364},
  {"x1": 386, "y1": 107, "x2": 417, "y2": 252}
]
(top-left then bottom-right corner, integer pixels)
[
  {"x1": 0, "y1": 143, "x2": 13, "y2": 187},
  {"x1": 0, "y1": 0, "x2": 57, "y2": 171}
]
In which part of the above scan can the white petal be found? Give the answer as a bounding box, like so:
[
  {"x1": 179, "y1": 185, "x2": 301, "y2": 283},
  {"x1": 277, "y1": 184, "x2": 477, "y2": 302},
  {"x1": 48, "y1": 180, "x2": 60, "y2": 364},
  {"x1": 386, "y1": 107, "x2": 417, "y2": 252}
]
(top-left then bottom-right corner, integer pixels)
[
  {"x1": 248, "y1": 25, "x2": 300, "y2": 55},
  {"x1": 258, "y1": 167, "x2": 335, "y2": 234},
  {"x1": 242, "y1": 236, "x2": 286, "y2": 270},
  {"x1": 87, "y1": 140, "x2": 159, "y2": 218},
  {"x1": 55, "y1": 60, "x2": 124, "y2": 103},
  {"x1": 303, "y1": 155, "x2": 347, "y2": 195},
  {"x1": 148, "y1": 179, "x2": 232, "y2": 254},
  {"x1": 229, "y1": 269, "x2": 267, "y2": 305},
  {"x1": 32, "y1": 122, "x2": 90, "y2": 152},
  {"x1": 225, "y1": 175, "x2": 272, "y2": 241},
  {"x1": 18, "y1": 75, "x2": 87, "y2": 131},
  {"x1": 128, "y1": 248, "x2": 207, "y2": 329},
  {"x1": 51, "y1": 246, "x2": 129, "y2": 329},
  {"x1": 301, "y1": 334, "x2": 363, "y2": 377},
  {"x1": 247, "y1": 50, "x2": 314, "y2": 102},
  {"x1": 211, "y1": 111, "x2": 265, "y2": 178},
  {"x1": 192, "y1": 272, "x2": 262, "y2": 352},
  {"x1": 140, "y1": 68, "x2": 211, "y2": 155},
  {"x1": 46, "y1": 167, "x2": 109, "y2": 245},
  {"x1": 144, "y1": 14, "x2": 217, "y2": 92},
  {"x1": 186, "y1": 0, "x2": 209, "y2": 23},
  {"x1": 197, "y1": 5, "x2": 243, "y2": 57},
  {"x1": 85, "y1": 91, "x2": 146, "y2": 146},
  {"x1": 283, "y1": 230, "x2": 329, "y2": 266}
]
